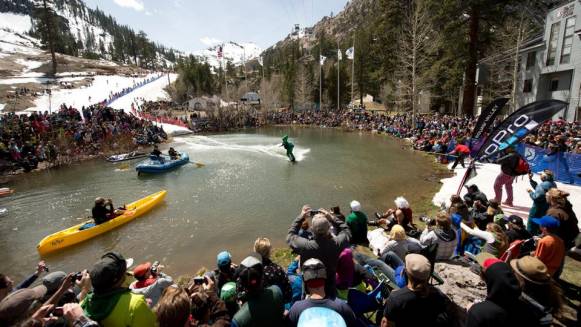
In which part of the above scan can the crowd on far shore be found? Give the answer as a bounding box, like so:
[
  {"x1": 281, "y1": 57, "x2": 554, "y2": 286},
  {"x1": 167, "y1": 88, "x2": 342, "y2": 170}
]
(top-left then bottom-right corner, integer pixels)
[
  {"x1": 268, "y1": 110, "x2": 581, "y2": 154},
  {"x1": 0, "y1": 103, "x2": 167, "y2": 174}
]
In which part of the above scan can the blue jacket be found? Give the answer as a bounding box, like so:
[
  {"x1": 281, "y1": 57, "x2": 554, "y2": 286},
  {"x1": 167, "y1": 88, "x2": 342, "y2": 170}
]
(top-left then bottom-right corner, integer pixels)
[{"x1": 528, "y1": 179, "x2": 556, "y2": 219}]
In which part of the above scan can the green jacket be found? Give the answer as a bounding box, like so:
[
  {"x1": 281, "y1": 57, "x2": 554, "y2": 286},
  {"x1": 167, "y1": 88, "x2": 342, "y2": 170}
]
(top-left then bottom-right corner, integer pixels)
[
  {"x1": 346, "y1": 211, "x2": 369, "y2": 245},
  {"x1": 233, "y1": 286, "x2": 284, "y2": 327}
]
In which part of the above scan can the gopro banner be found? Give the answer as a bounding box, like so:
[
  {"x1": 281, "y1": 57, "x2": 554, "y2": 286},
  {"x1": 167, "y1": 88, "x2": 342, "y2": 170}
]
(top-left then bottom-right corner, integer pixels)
[
  {"x1": 472, "y1": 98, "x2": 509, "y2": 140},
  {"x1": 476, "y1": 100, "x2": 567, "y2": 160}
]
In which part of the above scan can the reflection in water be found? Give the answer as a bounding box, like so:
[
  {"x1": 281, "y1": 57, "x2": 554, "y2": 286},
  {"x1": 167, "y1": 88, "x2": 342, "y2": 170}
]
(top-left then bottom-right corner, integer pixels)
[{"x1": 0, "y1": 127, "x2": 437, "y2": 279}]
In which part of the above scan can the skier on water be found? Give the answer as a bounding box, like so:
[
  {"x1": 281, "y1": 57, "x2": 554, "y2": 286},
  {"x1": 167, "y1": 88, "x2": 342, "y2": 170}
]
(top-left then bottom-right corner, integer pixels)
[{"x1": 281, "y1": 135, "x2": 296, "y2": 162}]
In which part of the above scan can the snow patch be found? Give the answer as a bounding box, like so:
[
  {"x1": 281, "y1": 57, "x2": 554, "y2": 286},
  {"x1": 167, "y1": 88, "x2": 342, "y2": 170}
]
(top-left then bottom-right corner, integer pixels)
[
  {"x1": 0, "y1": 77, "x2": 50, "y2": 85},
  {"x1": 433, "y1": 162, "x2": 581, "y2": 228},
  {"x1": 0, "y1": 13, "x2": 32, "y2": 34},
  {"x1": 108, "y1": 73, "x2": 177, "y2": 110},
  {"x1": 26, "y1": 74, "x2": 159, "y2": 112},
  {"x1": 0, "y1": 29, "x2": 41, "y2": 55},
  {"x1": 15, "y1": 59, "x2": 44, "y2": 72},
  {"x1": 193, "y1": 41, "x2": 262, "y2": 69},
  {"x1": 0, "y1": 104, "x2": 5, "y2": 111}
]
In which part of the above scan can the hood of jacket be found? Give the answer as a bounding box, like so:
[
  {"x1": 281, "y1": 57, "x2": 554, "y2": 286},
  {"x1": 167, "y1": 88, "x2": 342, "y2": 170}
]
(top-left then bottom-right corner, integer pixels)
[
  {"x1": 484, "y1": 262, "x2": 521, "y2": 308},
  {"x1": 434, "y1": 227, "x2": 456, "y2": 242}
]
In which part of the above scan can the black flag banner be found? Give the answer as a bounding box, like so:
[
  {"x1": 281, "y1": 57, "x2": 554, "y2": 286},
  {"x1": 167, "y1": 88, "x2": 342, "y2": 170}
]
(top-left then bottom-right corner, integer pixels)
[
  {"x1": 456, "y1": 100, "x2": 567, "y2": 195},
  {"x1": 476, "y1": 100, "x2": 567, "y2": 160},
  {"x1": 472, "y1": 98, "x2": 509, "y2": 140}
]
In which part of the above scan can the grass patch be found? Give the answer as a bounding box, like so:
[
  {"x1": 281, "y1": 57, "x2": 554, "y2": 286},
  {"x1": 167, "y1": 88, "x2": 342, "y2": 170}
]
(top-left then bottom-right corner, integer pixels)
[{"x1": 271, "y1": 247, "x2": 295, "y2": 268}]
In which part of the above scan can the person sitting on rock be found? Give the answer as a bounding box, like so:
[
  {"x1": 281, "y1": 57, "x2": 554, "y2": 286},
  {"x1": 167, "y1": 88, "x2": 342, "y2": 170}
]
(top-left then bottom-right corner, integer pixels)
[{"x1": 381, "y1": 254, "x2": 453, "y2": 327}]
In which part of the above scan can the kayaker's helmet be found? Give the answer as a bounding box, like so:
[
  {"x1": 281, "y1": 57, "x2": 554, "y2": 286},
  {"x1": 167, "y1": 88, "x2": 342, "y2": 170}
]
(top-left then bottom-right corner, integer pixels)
[{"x1": 95, "y1": 197, "x2": 105, "y2": 205}]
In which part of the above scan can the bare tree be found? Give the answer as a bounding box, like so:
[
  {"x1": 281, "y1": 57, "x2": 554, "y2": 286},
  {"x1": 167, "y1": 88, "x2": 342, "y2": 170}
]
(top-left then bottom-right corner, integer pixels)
[
  {"x1": 478, "y1": 14, "x2": 539, "y2": 113},
  {"x1": 294, "y1": 64, "x2": 313, "y2": 110},
  {"x1": 393, "y1": 0, "x2": 437, "y2": 125},
  {"x1": 260, "y1": 74, "x2": 283, "y2": 112}
]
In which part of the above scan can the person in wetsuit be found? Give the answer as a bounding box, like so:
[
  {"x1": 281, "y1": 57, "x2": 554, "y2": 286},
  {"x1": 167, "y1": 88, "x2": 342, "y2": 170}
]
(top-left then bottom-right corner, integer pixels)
[{"x1": 281, "y1": 135, "x2": 296, "y2": 162}]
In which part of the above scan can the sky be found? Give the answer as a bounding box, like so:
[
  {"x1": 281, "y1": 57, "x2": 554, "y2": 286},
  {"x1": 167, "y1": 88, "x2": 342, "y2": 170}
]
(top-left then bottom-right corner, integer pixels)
[{"x1": 82, "y1": 0, "x2": 349, "y2": 53}]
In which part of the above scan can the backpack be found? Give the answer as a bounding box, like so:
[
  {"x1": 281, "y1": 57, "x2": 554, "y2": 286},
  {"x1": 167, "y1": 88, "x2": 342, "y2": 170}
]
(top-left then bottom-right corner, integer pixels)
[{"x1": 514, "y1": 157, "x2": 530, "y2": 175}]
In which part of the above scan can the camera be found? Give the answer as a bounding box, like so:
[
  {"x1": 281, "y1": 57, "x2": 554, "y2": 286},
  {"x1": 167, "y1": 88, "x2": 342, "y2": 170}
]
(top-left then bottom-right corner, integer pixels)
[
  {"x1": 151, "y1": 261, "x2": 160, "y2": 275},
  {"x1": 193, "y1": 276, "x2": 207, "y2": 285},
  {"x1": 309, "y1": 210, "x2": 320, "y2": 217},
  {"x1": 73, "y1": 272, "x2": 83, "y2": 281},
  {"x1": 419, "y1": 215, "x2": 435, "y2": 226}
]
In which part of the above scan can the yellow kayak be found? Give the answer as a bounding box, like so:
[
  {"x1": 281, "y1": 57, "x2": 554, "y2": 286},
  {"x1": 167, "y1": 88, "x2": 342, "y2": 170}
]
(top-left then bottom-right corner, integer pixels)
[{"x1": 37, "y1": 190, "x2": 167, "y2": 256}]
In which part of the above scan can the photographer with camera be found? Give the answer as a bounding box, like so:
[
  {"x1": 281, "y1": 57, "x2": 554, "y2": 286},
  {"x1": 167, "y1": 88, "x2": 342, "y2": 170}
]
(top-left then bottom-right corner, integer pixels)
[
  {"x1": 0, "y1": 260, "x2": 48, "y2": 302},
  {"x1": 186, "y1": 275, "x2": 230, "y2": 327},
  {"x1": 41, "y1": 270, "x2": 91, "y2": 305},
  {"x1": 208, "y1": 251, "x2": 238, "y2": 298},
  {"x1": 287, "y1": 205, "x2": 351, "y2": 298},
  {"x1": 419, "y1": 212, "x2": 457, "y2": 261},
  {"x1": 130, "y1": 261, "x2": 174, "y2": 307}
]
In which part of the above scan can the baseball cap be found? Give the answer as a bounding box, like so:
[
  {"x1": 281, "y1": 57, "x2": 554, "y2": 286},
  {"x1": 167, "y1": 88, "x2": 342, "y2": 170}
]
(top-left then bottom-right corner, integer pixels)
[
  {"x1": 507, "y1": 215, "x2": 524, "y2": 227},
  {"x1": 404, "y1": 254, "x2": 431, "y2": 281},
  {"x1": 90, "y1": 252, "x2": 127, "y2": 294},
  {"x1": 350, "y1": 200, "x2": 361, "y2": 212},
  {"x1": 0, "y1": 285, "x2": 47, "y2": 322},
  {"x1": 476, "y1": 252, "x2": 503, "y2": 271},
  {"x1": 311, "y1": 216, "x2": 330, "y2": 237},
  {"x1": 217, "y1": 251, "x2": 232, "y2": 269},
  {"x1": 302, "y1": 258, "x2": 327, "y2": 282},
  {"x1": 532, "y1": 216, "x2": 560, "y2": 229},
  {"x1": 238, "y1": 253, "x2": 263, "y2": 290},
  {"x1": 42, "y1": 271, "x2": 67, "y2": 294},
  {"x1": 133, "y1": 262, "x2": 152, "y2": 279}
]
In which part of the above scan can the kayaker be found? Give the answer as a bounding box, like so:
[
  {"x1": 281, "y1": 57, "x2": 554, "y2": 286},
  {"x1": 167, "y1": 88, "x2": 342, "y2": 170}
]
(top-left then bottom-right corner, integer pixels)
[
  {"x1": 92, "y1": 198, "x2": 116, "y2": 225},
  {"x1": 168, "y1": 147, "x2": 179, "y2": 160}
]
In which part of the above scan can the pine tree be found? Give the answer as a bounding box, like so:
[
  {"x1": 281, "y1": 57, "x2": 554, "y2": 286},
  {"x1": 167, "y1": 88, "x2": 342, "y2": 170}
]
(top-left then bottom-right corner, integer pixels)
[{"x1": 34, "y1": 0, "x2": 58, "y2": 75}]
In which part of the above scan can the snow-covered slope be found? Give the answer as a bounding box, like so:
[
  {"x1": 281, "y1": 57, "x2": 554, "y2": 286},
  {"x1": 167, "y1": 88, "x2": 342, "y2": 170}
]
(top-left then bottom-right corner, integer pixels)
[
  {"x1": 0, "y1": 0, "x2": 178, "y2": 67},
  {"x1": 0, "y1": 12, "x2": 32, "y2": 33},
  {"x1": 194, "y1": 41, "x2": 262, "y2": 68}
]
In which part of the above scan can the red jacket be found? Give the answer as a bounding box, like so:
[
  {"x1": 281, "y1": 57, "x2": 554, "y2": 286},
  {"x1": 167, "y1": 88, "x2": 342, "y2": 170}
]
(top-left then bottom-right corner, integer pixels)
[{"x1": 453, "y1": 144, "x2": 470, "y2": 154}]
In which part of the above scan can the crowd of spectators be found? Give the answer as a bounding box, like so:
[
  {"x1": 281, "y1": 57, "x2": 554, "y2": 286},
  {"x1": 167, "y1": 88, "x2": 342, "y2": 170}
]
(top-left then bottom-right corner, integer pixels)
[
  {"x1": 1, "y1": 187, "x2": 578, "y2": 326},
  {"x1": 0, "y1": 103, "x2": 167, "y2": 174},
  {"x1": 267, "y1": 110, "x2": 581, "y2": 155}
]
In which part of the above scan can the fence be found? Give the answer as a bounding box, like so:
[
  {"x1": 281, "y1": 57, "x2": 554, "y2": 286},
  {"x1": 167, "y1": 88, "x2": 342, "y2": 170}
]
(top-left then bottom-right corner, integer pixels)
[
  {"x1": 131, "y1": 107, "x2": 189, "y2": 129},
  {"x1": 516, "y1": 143, "x2": 581, "y2": 185},
  {"x1": 445, "y1": 139, "x2": 580, "y2": 185}
]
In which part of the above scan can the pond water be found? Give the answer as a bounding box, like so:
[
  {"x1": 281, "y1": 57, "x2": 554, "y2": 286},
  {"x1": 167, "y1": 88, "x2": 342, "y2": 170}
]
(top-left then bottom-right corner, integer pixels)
[{"x1": 0, "y1": 127, "x2": 440, "y2": 278}]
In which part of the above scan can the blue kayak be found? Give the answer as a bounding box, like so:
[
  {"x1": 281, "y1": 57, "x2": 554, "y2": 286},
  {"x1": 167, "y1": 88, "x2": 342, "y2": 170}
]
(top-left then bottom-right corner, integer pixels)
[{"x1": 136, "y1": 152, "x2": 189, "y2": 174}]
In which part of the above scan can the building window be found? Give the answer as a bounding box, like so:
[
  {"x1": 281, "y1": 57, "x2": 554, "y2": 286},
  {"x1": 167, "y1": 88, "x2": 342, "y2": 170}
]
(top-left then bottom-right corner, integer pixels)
[
  {"x1": 550, "y1": 79, "x2": 559, "y2": 91},
  {"x1": 546, "y1": 22, "x2": 561, "y2": 66},
  {"x1": 523, "y1": 79, "x2": 533, "y2": 93},
  {"x1": 560, "y1": 16, "x2": 575, "y2": 64},
  {"x1": 526, "y1": 52, "x2": 536, "y2": 69}
]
